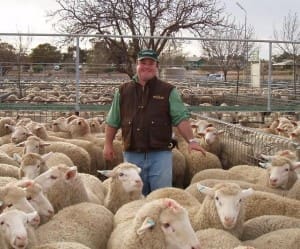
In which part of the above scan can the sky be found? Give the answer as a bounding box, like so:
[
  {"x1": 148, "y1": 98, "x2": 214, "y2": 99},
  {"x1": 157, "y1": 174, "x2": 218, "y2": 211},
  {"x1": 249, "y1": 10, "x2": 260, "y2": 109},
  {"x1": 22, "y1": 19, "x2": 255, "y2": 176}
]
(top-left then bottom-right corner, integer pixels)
[{"x1": 0, "y1": 0, "x2": 299, "y2": 58}]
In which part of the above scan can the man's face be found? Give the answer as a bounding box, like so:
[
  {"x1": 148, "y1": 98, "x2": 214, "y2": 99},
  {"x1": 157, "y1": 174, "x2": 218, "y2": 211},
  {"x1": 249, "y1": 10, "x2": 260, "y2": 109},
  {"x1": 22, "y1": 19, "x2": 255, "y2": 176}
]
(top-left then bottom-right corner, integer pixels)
[{"x1": 136, "y1": 58, "x2": 158, "y2": 83}]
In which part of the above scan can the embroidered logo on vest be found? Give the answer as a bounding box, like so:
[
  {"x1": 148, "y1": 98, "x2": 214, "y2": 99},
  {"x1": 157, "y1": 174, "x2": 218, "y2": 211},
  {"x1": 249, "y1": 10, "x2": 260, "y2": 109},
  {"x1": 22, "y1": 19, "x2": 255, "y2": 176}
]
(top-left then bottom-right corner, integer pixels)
[{"x1": 153, "y1": 95, "x2": 164, "y2": 100}]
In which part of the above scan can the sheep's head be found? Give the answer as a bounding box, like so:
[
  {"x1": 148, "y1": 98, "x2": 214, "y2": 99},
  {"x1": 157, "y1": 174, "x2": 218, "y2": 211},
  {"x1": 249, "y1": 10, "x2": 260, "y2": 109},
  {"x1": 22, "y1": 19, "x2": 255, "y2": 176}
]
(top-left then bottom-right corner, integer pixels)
[
  {"x1": 18, "y1": 153, "x2": 51, "y2": 179},
  {"x1": 98, "y1": 162, "x2": 143, "y2": 193},
  {"x1": 266, "y1": 156, "x2": 299, "y2": 189},
  {"x1": 35, "y1": 164, "x2": 77, "y2": 193},
  {"x1": 0, "y1": 209, "x2": 38, "y2": 249},
  {"x1": 16, "y1": 179, "x2": 54, "y2": 219},
  {"x1": 197, "y1": 183, "x2": 253, "y2": 230},
  {"x1": 0, "y1": 185, "x2": 36, "y2": 215},
  {"x1": 9, "y1": 125, "x2": 33, "y2": 144},
  {"x1": 135, "y1": 198, "x2": 201, "y2": 249}
]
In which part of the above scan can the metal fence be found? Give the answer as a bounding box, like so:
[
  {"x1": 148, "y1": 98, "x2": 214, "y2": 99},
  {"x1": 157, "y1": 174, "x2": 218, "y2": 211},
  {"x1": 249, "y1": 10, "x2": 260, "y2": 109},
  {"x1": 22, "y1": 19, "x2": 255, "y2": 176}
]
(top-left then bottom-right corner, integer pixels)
[
  {"x1": 194, "y1": 114, "x2": 300, "y2": 167},
  {"x1": 0, "y1": 32, "x2": 300, "y2": 113}
]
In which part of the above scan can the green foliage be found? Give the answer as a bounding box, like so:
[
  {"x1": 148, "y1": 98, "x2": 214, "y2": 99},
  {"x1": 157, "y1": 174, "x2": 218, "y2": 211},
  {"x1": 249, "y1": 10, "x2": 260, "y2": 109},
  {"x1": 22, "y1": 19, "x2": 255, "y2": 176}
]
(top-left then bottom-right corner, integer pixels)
[
  {"x1": 30, "y1": 43, "x2": 62, "y2": 64},
  {"x1": 32, "y1": 64, "x2": 44, "y2": 73}
]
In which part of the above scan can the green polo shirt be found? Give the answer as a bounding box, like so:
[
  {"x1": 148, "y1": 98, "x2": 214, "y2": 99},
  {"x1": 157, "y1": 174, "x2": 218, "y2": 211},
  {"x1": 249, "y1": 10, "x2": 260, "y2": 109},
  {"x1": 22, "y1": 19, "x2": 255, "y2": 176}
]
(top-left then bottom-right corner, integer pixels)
[{"x1": 106, "y1": 80, "x2": 190, "y2": 128}]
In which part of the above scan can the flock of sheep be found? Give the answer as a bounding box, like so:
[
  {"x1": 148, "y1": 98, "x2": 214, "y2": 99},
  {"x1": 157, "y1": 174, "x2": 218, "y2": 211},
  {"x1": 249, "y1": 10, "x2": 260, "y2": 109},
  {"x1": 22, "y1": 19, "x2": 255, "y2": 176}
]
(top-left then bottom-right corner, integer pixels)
[{"x1": 0, "y1": 101, "x2": 299, "y2": 248}]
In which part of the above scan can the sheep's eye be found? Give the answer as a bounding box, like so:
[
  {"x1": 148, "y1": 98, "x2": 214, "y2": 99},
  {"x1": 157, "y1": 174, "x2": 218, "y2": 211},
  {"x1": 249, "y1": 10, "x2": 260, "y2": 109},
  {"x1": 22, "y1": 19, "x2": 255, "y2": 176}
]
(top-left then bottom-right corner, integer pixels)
[
  {"x1": 37, "y1": 165, "x2": 40, "y2": 168},
  {"x1": 0, "y1": 221, "x2": 4, "y2": 225},
  {"x1": 285, "y1": 168, "x2": 289, "y2": 172},
  {"x1": 50, "y1": 175, "x2": 57, "y2": 180},
  {"x1": 239, "y1": 199, "x2": 242, "y2": 203},
  {"x1": 27, "y1": 196, "x2": 32, "y2": 201},
  {"x1": 215, "y1": 196, "x2": 219, "y2": 201},
  {"x1": 119, "y1": 172, "x2": 124, "y2": 177},
  {"x1": 163, "y1": 223, "x2": 170, "y2": 228},
  {"x1": 7, "y1": 204, "x2": 13, "y2": 208}
]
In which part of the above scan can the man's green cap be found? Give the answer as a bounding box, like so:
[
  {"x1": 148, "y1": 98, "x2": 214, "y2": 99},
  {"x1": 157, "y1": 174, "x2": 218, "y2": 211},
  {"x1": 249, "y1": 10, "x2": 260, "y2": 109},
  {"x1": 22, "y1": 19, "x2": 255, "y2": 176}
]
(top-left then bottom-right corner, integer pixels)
[{"x1": 137, "y1": 49, "x2": 158, "y2": 62}]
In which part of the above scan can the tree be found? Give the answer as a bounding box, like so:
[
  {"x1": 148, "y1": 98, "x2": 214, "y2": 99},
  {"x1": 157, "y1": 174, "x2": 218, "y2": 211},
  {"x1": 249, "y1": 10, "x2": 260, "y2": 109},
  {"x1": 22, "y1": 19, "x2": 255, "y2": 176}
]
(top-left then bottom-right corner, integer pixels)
[
  {"x1": 29, "y1": 43, "x2": 62, "y2": 65},
  {"x1": 201, "y1": 20, "x2": 255, "y2": 90},
  {"x1": 48, "y1": 0, "x2": 225, "y2": 77},
  {"x1": 274, "y1": 11, "x2": 300, "y2": 95},
  {"x1": 0, "y1": 41, "x2": 16, "y2": 76}
]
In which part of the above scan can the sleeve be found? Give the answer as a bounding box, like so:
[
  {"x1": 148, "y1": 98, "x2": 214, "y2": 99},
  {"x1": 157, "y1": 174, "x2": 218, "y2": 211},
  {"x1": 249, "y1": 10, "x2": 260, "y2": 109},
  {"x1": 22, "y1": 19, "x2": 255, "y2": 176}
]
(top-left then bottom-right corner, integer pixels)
[
  {"x1": 105, "y1": 89, "x2": 121, "y2": 128},
  {"x1": 169, "y1": 88, "x2": 191, "y2": 126}
]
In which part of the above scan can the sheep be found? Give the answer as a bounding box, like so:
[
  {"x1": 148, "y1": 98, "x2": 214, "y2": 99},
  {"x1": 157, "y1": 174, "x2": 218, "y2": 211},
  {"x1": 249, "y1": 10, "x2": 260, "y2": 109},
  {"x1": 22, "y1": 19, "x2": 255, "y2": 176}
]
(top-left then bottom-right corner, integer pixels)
[
  {"x1": 34, "y1": 164, "x2": 105, "y2": 213},
  {"x1": 196, "y1": 126, "x2": 224, "y2": 157},
  {"x1": 195, "y1": 228, "x2": 242, "y2": 249},
  {"x1": 241, "y1": 215, "x2": 300, "y2": 241},
  {"x1": 242, "y1": 228, "x2": 300, "y2": 249},
  {"x1": 113, "y1": 199, "x2": 148, "y2": 227},
  {"x1": 32, "y1": 242, "x2": 91, "y2": 249},
  {"x1": 146, "y1": 187, "x2": 201, "y2": 221},
  {"x1": 171, "y1": 148, "x2": 186, "y2": 188},
  {"x1": 107, "y1": 198, "x2": 201, "y2": 249},
  {"x1": 0, "y1": 163, "x2": 19, "y2": 178},
  {"x1": 0, "y1": 183, "x2": 37, "y2": 214},
  {"x1": 243, "y1": 190, "x2": 300, "y2": 220},
  {"x1": 0, "y1": 151, "x2": 19, "y2": 167},
  {"x1": 98, "y1": 162, "x2": 144, "y2": 214},
  {"x1": 186, "y1": 178, "x2": 299, "y2": 203},
  {"x1": 193, "y1": 182, "x2": 254, "y2": 239},
  {"x1": 24, "y1": 126, "x2": 102, "y2": 175},
  {"x1": 16, "y1": 152, "x2": 53, "y2": 179},
  {"x1": 192, "y1": 156, "x2": 300, "y2": 199},
  {"x1": 14, "y1": 179, "x2": 54, "y2": 223},
  {"x1": 35, "y1": 202, "x2": 114, "y2": 249},
  {"x1": 0, "y1": 209, "x2": 38, "y2": 249},
  {"x1": 0, "y1": 117, "x2": 16, "y2": 137}
]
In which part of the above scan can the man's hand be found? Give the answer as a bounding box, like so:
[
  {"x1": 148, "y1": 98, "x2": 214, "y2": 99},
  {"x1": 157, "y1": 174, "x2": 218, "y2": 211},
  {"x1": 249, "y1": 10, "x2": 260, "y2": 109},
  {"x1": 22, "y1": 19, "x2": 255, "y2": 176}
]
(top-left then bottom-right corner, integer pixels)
[
  {"x1": 188, "y1": 141, "x2": 206, "y2": 156},
  {"x1": 103, "y1": 144, "x2": 116, "y2": 161}
]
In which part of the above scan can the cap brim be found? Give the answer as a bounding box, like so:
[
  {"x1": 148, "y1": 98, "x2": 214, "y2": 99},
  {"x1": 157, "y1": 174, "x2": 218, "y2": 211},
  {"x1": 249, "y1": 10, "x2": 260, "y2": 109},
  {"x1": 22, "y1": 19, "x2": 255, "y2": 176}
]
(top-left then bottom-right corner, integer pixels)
[{"x1": 138, "y1": 56, "x2": 158, "y2": 62}]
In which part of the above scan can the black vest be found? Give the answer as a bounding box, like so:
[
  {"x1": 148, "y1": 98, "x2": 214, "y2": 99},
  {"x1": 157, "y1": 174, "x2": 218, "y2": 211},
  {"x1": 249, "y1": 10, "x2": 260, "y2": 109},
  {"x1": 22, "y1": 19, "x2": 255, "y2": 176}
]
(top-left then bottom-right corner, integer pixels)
[{"x1": 119, "y1": 77, "x2": 174, "y2": 152}]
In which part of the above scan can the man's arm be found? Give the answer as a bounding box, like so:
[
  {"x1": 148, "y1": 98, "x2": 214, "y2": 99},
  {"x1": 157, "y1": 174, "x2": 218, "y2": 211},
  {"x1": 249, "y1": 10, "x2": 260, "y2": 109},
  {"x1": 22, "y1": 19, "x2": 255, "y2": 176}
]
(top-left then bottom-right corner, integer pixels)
[
  {"x1": 103, "y1": 125, "x2": 118, "y2": 161},
  {"x1": 176, "y1": 119, "x2": 206, "y2": 156}
]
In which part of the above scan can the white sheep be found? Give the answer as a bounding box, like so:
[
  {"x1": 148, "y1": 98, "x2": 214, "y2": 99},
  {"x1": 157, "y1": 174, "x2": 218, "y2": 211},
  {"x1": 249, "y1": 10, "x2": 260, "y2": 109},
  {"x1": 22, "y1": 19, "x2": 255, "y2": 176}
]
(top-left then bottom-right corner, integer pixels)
[
  {"x1": 193, "y1": 182, "x2": 254, "y2": 239},
  {"x1": 191, "y1": 157, "x2": 300, "y2": 200},
  {"x1": 32, "y1": 241, "x2": 91, "y2": 249},
  {"x1": 0, "y1": 117, "x2": 16, "y2": 137},
  {"x1": 242, "y1": 228, "x2": 300, "y2": 249},
  {"x1": 0, "y1": 209, "x2": 38, "y2": 249},
  {"x1": 195, "y1": 228, "x2": 242, "y2": 249},
  {"x1": 243, "y1": 190, "x2": 300, "y2": 221},
  {"x1": 35, "y1": 202, "x2": 114, "y2": 249},
  {"x1": 0, "y1": 163, "x2": 19, "y2": 178},
  {"x1": 35, "y1": 164, "x2": 105, "y2": 213},
  {"x1": 186, "y1": 178, "x2": 297, "y2": 203},
  {"x1": 107, "y1": 198, "x2": 201, "y2": 249},
  {"x1": 98, "y1": 162, "x2": 143, "y2": 214},
  {"x1": 242, "y1": 215, "x2": 300, "y2": 241},
  {"x1": 0, "y1": 151, "x2": 19, "y2": 167}
]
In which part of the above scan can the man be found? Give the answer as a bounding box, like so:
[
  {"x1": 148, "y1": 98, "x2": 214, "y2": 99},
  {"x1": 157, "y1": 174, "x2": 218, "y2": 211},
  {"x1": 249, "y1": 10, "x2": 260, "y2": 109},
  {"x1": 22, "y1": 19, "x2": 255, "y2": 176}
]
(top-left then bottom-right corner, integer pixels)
[{"x1": 103, "y1": 49, "x2": 205, "y2": 195}]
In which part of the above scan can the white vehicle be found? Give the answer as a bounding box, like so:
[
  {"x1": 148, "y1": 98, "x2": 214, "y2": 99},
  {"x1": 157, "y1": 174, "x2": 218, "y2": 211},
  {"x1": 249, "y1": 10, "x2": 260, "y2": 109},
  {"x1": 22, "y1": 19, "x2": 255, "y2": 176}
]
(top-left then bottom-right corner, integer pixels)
[{"x1": 208, "y1": 73, "x2": 224, "y2": 81}]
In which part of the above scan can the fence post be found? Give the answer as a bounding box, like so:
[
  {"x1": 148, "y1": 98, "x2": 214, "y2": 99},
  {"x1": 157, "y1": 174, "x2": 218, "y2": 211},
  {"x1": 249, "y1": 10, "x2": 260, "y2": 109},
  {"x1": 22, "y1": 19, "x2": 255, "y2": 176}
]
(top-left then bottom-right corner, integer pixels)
[
  {"x1": 75, "y1": 36, "x2": 80, "y2": 113},
  {"x1": 267, "y1": 42, "x2": 272, "y2": 112}
]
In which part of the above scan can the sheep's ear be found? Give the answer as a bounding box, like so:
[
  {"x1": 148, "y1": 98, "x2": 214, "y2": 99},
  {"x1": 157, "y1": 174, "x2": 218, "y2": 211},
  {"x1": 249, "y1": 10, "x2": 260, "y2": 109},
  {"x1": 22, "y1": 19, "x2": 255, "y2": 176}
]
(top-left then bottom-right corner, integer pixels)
[
  {"x1": 4, "y1": 124, "x2": 15, "y2": 132},
  {"x1": 291, "y1": 161, "x2": 300, "y2": 171},
  {"x1": 218, "y1": 130, "x2": 225, "y2": 135},
  {"x1": 260, "y1": 154, "x2": 273, "y2": 161},
  {"x1": 97, "y1": 170, "x2": 113, "y2": 178},
  {"x1": 196, "y1": 184, "x2": 214, "y2": 197},
  {"x1": 258, "y1": 162, "x2": 270, "y2": 169},
  {"x1": 137, "y1": 217, "x2": 156, "y2": 235},
  {"x1": 240, "y1": 188, "x2": 254, "y2": 199},
  {"x1": 16, "y1": 141, "x2": 25, "y2": 147},
  {"x1": 40, "y1": 142, "x2": 51, "y2": 147},
  {"x1": 26, "y1": 211, "x2": 40, "y2": 226},
  {"x1": 41, "y1": 152, "x2": 53, "y2": 161},
  {"x1": 65, "y1": 166, "x2": 77, "y2": 180},
  {"x1": 16, "y1": 179, "x2": 34, "y2": 188},
  {"x1": 13, "y1": 153, "x2": 22, "y2": 163},
  {"x1": 163, "y1": 198, "x2": 181, "y2": 213}
]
